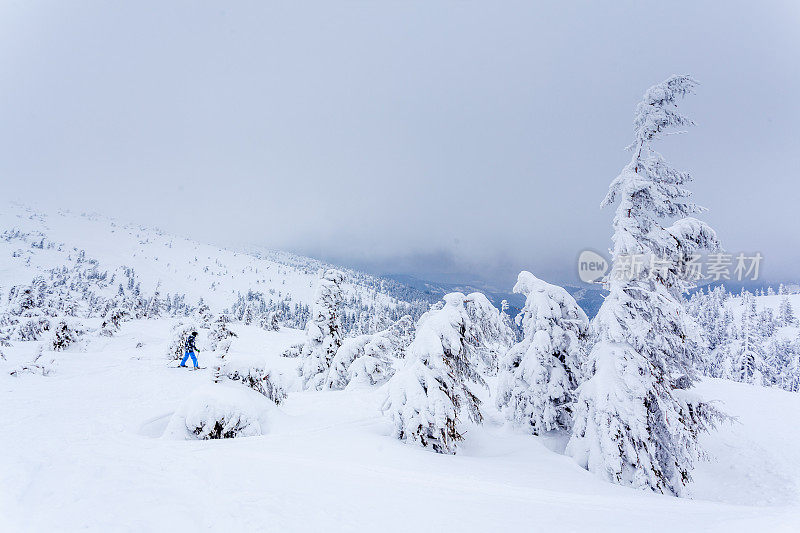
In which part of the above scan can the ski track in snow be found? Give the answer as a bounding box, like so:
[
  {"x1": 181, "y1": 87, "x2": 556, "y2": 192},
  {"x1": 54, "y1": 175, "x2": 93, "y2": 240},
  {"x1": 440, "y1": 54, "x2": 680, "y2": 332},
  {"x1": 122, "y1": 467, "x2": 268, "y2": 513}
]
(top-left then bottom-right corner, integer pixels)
[{"x1": 2, "y1": 320, "x2": 800, "y2": 532}]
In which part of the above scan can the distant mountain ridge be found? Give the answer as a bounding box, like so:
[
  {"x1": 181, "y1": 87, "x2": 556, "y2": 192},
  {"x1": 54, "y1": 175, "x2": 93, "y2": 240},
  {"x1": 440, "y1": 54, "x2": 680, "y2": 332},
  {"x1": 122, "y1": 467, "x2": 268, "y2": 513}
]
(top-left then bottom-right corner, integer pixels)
[
  {"x1": 11, "y1": 203, "x2": 781, "y2": 323},
  {"x1": 0, "y1": 203, "x2": 433, "y2": 333},
  {"x1": 384, "y1": 273, "x2": 608, "y2": 318}
]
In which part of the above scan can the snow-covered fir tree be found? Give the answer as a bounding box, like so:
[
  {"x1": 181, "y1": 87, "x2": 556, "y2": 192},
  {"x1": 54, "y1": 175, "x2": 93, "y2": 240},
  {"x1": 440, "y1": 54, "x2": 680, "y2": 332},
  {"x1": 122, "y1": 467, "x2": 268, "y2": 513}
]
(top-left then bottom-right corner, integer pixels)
[
  {"x1": 325, "y1": 314, "x2": 415, "y2": 390},
  {"x1": 147, "y1": 289, "x2": 162, "y2": 318},
  {"x1": 383, "y1": 293, "x2": 508, "y2": 454},
  {"x1": 730, "y1": 294, "x2": 769, "y2": 385},
  {"x1": 383, "y1": 294, "x2": 480, "y2": 454},
  {"x1": 758, "y1": 307, "x2": 777, "y2": 338},
  {"x1": 241, "y1": 303, "x2": 255, "y2": 325},
  {"x1": 686, "y1": 286, "x2": 730, "y2": 373},
  {"x1": 260, "y1": 311, "x2": 281, "y2": 332},
  {"x1": 463, "y1": 292, "x2": 517, "y2": 374},
  {"x1": 196, "y1": 299, "x2": 213, "y2": 329},
  {"x1": 386, "y1": 314, "x2": 415, "y2": 359},
  {"x1": 208, "y1": 314, "x2": 237, "y2": 352},
  {"x1": 499, "y1": 299, "x2": 517, "y2": 340},
  {"x1": 780, "y1": 334, "x2": 800, "y2": 392},
  {"x1": 325, "y1": 334, "x2": 379, "y2": 390},
  {"x1": 496, "y1": 271, "x2": 588, "y2": 434},
  {"x1": 300, "y1": 269, "x2": 345, "y2": 390},
  {"x1": 566, "y1": 76, "x2": 723, "y2": 496},
  {"x1": 778, "y1": 297, "x2": 796, "y2": 327}
]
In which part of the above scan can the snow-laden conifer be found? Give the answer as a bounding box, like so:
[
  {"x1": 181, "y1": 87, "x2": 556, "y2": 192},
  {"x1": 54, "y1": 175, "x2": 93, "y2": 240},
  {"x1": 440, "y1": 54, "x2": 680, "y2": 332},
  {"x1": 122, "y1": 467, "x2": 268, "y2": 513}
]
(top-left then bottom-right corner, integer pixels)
[
  {"x1": 499, "y1": 299, "x2": 517, "y2": 341},
  {"x1": 208, "y1": 314, "x2": 237, "y2": 352},
  {"x1": 195, "y1": 299, "x2": 214, "y2": 329},
  {"x1": 383, "y1": 294, "x2": 480, "y2": 454},
  {"x1": 730, "y1": 294, "x2": 769, "y2": 385},
  {"x1": 383, "y1": 293, "x2": 511, "y2": 453},
  {"x1": 325, "y1": 317, "x2": 413, "y2": 390},
  {"x1": 387, "y1": 315, "x2": 415, "y2": 359},
  {"x1": 325, "y1": 334, "x2": 376, "y2": 389},
  {"x1": 778, "y1": 297, "x2": 796, "y2": 327},
  {"x1": 300, "y1": 269, "x2": 345, "y2": 390},
  {"x1": 566, "y1": 76, "x2": 723, "y2": 496},
  {"x1": 464, "y1": 292, "x2": 517, "y2": 374},
  {"x1": 496, "y1": 271, "x2": 588, "y2": 433},
  {"x1": 260, "y1": 311, "x2": 281, "y2": 331}
]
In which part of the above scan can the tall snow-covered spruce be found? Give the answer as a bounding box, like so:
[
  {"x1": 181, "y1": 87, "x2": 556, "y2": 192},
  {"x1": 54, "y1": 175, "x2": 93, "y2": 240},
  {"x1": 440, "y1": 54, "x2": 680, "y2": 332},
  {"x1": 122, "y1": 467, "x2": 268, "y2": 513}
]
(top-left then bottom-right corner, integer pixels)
[
  {"x1": 496, "y1": 271, "x2": 588, "y2": 433},
  {"x1": 383, "y1": 292, "x2": 514, "y2": 454},
  {"x1": 300, "y1": 269, "x2": 345, "y2": 390},
  {"x1": 566, "y1": 76, "x2": 723, "y2": 496}
]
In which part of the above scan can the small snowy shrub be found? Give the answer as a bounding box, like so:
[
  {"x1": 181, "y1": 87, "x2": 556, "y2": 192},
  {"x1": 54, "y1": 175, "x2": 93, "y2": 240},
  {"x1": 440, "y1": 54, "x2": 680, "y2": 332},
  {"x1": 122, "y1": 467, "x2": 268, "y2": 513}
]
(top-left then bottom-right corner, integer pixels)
[
  {"x1": 100, "y1": 307, "x2": 129, "y2": 337},
  {"x1": 163, "y1": 384, "x2": 275, "y2": 440},
  {"x1": 8, "y1": 285, "x2": 37, "y2": 316},
  {"x1": 51, "y1": 320, "x2": 78, "y2": 351},
  {"x1": 9, "y1": 345, "x2": 55, "y2": 377},
  {"x1": 16, "y1": 317, "x2": 51, "y2": 341},
  {"x1": 281, "y1": 343, "x2": 303, "y2": 358},
  {"x1": 225, "y1": 367, "x2": 287, "y2": 405},
  {"x1": 217, "y1": 337, "x2": 234, "y2": 355},
  {"x1": 168, "y1": 322, "x2": 199, "y2": 360}
]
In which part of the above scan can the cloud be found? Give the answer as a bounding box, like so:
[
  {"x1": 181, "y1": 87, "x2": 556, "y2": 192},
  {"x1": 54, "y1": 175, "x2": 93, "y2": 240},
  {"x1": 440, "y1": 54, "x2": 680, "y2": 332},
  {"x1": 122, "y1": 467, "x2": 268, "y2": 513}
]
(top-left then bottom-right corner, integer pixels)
[{"x1": 2, "y1": 1, "x2": 798, "y2": 287}]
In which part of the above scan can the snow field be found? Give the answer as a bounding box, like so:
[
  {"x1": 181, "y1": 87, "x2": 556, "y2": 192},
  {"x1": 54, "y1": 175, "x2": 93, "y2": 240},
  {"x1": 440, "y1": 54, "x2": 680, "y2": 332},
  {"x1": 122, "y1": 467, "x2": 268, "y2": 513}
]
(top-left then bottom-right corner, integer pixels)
[{"x1": 3, "y1": 319, "x2": 800, "y2": 531}]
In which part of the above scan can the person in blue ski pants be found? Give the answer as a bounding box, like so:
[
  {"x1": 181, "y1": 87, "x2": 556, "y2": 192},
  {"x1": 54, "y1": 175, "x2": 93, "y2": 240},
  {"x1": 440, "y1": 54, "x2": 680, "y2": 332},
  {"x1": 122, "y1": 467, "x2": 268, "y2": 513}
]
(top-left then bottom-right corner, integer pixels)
[{"x1": 180, "y1": 331, "x2": 200, "y2": 369}]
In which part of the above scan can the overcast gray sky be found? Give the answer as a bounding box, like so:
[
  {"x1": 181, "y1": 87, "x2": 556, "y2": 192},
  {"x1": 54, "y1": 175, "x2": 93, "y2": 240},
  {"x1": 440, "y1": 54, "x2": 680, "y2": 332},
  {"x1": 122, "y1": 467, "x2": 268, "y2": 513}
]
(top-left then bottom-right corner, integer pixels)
[{"x1": 2, "y1": 1, "x2": 798, "y2": 288}]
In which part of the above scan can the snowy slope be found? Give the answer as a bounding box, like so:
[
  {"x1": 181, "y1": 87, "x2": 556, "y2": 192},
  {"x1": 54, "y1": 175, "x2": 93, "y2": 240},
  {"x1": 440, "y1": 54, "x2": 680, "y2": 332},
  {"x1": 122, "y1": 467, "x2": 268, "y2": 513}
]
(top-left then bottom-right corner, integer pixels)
[
  {"x1": 4, "y1": 202, "x2": 800, "y2": 532},
  {"x1": 0, "y1": 202, "x2": 427, "y2": 320},
  {"x1": 2, "y1": 322, "x2": 800, "y2": 532}
]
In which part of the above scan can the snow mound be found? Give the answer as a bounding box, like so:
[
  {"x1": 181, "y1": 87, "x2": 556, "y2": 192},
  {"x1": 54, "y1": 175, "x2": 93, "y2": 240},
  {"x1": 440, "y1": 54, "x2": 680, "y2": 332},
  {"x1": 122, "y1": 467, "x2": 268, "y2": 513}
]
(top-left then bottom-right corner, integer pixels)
[{"x1": 162, "y1": 382, "x2": 279, "y2": 440}]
